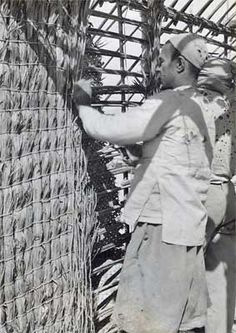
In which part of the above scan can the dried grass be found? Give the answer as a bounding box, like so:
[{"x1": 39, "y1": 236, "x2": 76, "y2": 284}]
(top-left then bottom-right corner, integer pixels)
[
  {"x1": 0, "y1": 1, "x2": 97, "y2": 332},
  {"x1": 142, "y1": 0, "x2": 165, "y2": 95}
]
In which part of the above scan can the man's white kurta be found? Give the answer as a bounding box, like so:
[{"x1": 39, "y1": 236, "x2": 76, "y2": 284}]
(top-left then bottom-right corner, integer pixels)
[{"x1": 79, "y1": 86, "x2": 225, "y2": 246}]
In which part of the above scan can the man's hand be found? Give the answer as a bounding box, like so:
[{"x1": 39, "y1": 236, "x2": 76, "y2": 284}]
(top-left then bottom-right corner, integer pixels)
[
  {"x1": 73, "y1": 79, "x2": 92, "y2": 106},
  {"x1": 119, "y1": 144, "x2": 142, "y2": 166}
]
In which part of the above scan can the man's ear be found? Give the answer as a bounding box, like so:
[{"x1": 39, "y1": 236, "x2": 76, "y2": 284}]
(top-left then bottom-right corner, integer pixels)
[{"x1": 176, "y1": 56, "x2": 185, "y2": 73}]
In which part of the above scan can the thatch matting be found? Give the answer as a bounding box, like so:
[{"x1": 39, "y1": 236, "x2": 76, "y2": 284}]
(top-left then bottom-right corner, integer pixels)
[{"x1": 0, "y1": 1, "x2": 97, "y2": 332}]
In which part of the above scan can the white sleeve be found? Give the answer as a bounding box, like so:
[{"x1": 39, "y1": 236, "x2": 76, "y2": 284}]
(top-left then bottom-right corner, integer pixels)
[{"x1": 79, "y1": 91, "x2": 179, "y2": 145}]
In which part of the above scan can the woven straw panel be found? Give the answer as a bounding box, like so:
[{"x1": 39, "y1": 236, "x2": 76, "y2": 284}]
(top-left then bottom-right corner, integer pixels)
[{"x1": 0, "y1": 1, "x2": 97, "y2": 332}]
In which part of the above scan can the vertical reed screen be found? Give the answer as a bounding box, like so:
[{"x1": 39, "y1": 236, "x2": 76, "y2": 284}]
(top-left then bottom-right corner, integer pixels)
[{"x1": 0, "y1": 1, "x2": 96, "y2": 332}]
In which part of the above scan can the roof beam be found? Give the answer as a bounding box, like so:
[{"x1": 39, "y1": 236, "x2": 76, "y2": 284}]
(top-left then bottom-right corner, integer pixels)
[
  {"x1": 86, "y1": 66, "x2": 144, "y2": 78},
  {"x1": 88, "y1": 27, "x2": 146, "y2": 44},
  {"x1": 169, "y1": 0, "x2": 180, "y2": 9},
  {"x1": 89, "y1": 9, "x2": 145, "y2": 27},
  {"x1": 163, "y1": 6, "x2": 236, "y2": 36},
  {"x1": 86, "y1": 47, "x2": 142, "y2": 61},
  {"x1": 217, "y1": 2, "x2": 236, "y2": 24},
  {"x1": 164, "y1": 0, "x2": 195, "y2": 30},
  {"x1": 97, "y1": 4, "x2": 117, "y2": 31},
  {"x1": 180, "y1": 0, "x2": 221, "y2": 34},
  {"x1": 206, "y1": 0, "x2": 228, "y2": 20},
  {"x1": 197, "y1": 0, "x2": 215, "y2": 17}
]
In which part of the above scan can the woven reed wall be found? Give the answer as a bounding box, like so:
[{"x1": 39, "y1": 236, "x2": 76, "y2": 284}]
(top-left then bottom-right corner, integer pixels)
[{"x1": 0, "y1": 1, "x2": 97, "y2": 332}]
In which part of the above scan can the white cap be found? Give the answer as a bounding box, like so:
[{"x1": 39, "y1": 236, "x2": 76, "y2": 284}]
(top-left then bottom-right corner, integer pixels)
[{"x1": 169, "y1": 33, "x2": 208, "y2": 69}]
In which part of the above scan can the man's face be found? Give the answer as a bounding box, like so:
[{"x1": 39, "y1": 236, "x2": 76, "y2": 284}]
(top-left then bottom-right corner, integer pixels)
[{"x1": 159, "y1": 43, "x2": 176, "y2": 89}]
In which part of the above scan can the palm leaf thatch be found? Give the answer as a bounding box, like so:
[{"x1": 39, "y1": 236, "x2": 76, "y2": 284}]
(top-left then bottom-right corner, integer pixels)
[
  {"x1": 0, "y1": 0, "x2": 97, "y2": 332},
  {"x1": 142, "y1": 0, "x2": 165, "y2": 95}
]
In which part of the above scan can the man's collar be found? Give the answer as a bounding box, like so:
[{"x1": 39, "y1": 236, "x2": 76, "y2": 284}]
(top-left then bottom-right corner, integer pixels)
[{"x1": 174, "y1": 85, "x2": 193, "y2": 91}]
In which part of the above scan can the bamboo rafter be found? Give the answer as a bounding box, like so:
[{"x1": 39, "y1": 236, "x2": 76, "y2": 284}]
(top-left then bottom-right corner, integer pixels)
[{"x1": 162, "y1": 6, "x2": 236, "y2": 36}]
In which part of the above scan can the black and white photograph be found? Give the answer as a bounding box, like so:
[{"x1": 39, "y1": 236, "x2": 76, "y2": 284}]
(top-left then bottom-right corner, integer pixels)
[{"x1": 0, "y1": 0, "x2": 235, "y2": 332}]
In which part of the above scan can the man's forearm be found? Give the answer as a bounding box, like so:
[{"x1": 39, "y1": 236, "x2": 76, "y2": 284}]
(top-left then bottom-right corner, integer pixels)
[
  {"x1": 79, "y1": 106, "x2": 145, "y2": 145},
  {"x1": 74, "y1": 83, "x2": 175, "y2": 145}
]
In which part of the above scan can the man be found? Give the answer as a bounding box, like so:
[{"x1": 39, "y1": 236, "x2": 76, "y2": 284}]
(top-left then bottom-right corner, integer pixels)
[
  {"x1": 197, "y1": 58, "x2": 236, "y2": 333},
  {"x1": 73, "y1": 34, "x2": 220, "y2": 333}
]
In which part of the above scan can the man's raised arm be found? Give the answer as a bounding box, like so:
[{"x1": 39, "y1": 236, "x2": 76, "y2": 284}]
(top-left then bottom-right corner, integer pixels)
[{"x1": 73, "y1": 80, "x2": 178, "y2": 145}]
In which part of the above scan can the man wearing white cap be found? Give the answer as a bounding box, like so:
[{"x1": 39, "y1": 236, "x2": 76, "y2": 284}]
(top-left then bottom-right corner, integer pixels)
[
  {"x1": 73, "y1": 33, "x2": 221, "y2": 333},
  {"x1": 197, "y1": 58, "x2": 236, "y2": 333}
]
